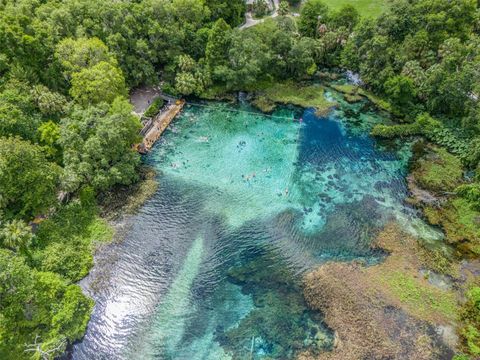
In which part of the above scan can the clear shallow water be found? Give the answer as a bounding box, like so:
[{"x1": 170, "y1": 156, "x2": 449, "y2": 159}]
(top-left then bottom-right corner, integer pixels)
[{"x1": 73, "y1": 97, "x2": 439, "y2": 360}]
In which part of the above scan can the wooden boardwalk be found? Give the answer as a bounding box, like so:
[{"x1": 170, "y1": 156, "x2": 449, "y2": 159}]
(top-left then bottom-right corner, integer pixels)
[{"x1": 138, "y1": 99, "x2": 185, "y2": 154}]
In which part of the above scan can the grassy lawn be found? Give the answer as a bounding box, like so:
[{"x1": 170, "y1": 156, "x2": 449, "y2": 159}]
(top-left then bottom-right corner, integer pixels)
[{"x1": 323, "y1": 0, "x2": 387, "y2": 18}]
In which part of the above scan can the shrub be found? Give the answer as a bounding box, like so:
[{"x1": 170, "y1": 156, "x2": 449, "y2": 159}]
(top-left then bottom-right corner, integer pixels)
[
  {"x1": 144, "y1": 97, "x2": 164, "y2": 118},
  {"x1": 371, "y1": 113, "x2": 471, "y2": 161},
  {"x1": 162, "y1": 83, "x2": 179, "y2": 97},
  {"x1": 370, "y1": 122, "x2": 421, "y2": 138}
]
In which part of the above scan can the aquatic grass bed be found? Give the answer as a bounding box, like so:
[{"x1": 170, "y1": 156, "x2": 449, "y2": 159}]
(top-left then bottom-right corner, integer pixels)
[
  {"x1": 261, "y1": 82, "x2": 335, "y2": 115},
  {"x1": 380, "y1": 271, "x2": 457, "y2": 321}
]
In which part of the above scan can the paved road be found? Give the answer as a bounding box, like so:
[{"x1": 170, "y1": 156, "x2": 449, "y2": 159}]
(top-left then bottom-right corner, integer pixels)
[{"x1": 239, "y1": 0, "x2": 279, "y2": 30}]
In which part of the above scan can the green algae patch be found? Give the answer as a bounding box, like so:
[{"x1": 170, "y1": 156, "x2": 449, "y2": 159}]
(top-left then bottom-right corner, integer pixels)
[
  {"x1": 344, "y1": 93, "x2": 364, "y2": 104},
  {"x1": 330, "y1": 83, "x2": 398, "y2": 113},
  {"x1": 330, "y1": 84, "x2": 363, "y2": 103},
  {"x1": 371, "y1": 224, "x2": 458, "y2": 324},
  {"x1": 380, "y1": 271, "x2": 457, "y2": 321},
  {"x1": 412, "y1": 146, "x2": 463, "y2": 193},
  {"x1": 418, "y1": 243, "x2": 456, "y2": 276},
  {"x1": 262, "y1": 82, "x2": 336, "y2": 114},
  {"x1": 330, "y1": 84, "x2": 359, "y2": 95},
  {"x1": 359, "y1": 90, "x2": 393, "y2": 112},
  {"x1": 425, "y1": 198, "x2": 480, "y2": 256},
  {"x1": 459, "y1": 286, "x2": 480, "y2": 356},
  {"x1": 359, "y1": 89, "x2": 397, "y2": 114},
  {"x1": 251, "y1": 95, "x2": 276, "y2": 113},
  {"x1": 371, "y1": 122, "x2": 421, "y2": 138}
]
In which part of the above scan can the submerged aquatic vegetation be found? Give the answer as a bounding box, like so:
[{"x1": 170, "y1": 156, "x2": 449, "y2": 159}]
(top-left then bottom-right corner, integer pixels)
[
  {"x1": 73, "y1": 99, "x2": 419, "y2": 359},
  {"x1": 251, "y1": 95, "x2": 277, "y2": 113},
  {"x1": 424, "y1": 198, "x2": 480, "y2": 256},
  {"x1": 459, "y1": 286, "x2": 480, "y2": 356},
  {"x1": 406, "y1": 142, "x2": 480, "y2": 256},
  {"x1": 379, "y1": 270, "x2": 457, "y2": 321},
  {"x1": 222, "y1": 249, "x2": 333, "y2": 359},
  {"x1": 303, "y1": 224, "x2": 456, "y2": 360}
]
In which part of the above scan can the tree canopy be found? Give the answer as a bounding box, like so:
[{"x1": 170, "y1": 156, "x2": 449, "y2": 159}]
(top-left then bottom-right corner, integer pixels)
[
  {"x1": 0, "y1": 137, "x2": 60, "y2": 220},
  {"x1": 60, "y1": 98, "x2": 141, "y2": 192}
]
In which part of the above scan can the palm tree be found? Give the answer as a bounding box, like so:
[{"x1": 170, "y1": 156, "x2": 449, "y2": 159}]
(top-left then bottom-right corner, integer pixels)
[{"x1": 1, "y1": 219, "x2": 33, "y2": 253}]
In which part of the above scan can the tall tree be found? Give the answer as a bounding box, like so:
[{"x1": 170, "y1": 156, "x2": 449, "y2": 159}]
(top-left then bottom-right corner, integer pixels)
[
  {"x1": 70, "y1": 61, "x2": 127, "y2": 105},
  {"x1": 0, "y1": 219, "x2": 33, "y2": 255},
  {"x1": 205, "y1": 19, "x2": 232, "y2": 68},
  {"x1": 298, "y1": 0, "x2": 329, "y2": 38},
  {"x1": 205, "y1": 0, "x2": 246, "y2": 27},
  {"x1": 0, "y1": 250, "x2": 93, "y2": 359},
  {"x1": 59, "y1": 98, "x2": 141, "y2": 193},
  {"x1": 55, "y1": 38, "x2": 114, "y2": 79},
  {"x1": 0, "y1": 137, "x2": 59, "y2": 220}
]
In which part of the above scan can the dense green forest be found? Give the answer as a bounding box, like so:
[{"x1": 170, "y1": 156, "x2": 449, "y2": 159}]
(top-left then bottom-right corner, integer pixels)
[{"x1": 0, "y1": 0, "x2": 479, "y2": 358}]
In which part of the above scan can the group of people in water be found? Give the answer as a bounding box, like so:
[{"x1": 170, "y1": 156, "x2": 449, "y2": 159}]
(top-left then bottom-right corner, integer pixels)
[{"x1": 240, "y1": 168, "x2": 289, "y2": 196}]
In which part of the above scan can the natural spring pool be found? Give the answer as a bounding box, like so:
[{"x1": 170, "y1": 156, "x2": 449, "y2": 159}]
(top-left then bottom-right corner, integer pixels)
[{"x1": 72, "y1": 91, "x2": 439, "y2": 360}]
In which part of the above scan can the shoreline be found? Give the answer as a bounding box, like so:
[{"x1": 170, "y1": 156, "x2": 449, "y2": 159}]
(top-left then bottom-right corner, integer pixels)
[{"x1": 86, "y1": 165, "x2": 159, "y2": 292}]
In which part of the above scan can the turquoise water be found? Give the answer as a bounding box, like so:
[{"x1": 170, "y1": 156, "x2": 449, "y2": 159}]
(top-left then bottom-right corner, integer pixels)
[{"x1": 73, "y1": 95, "x2": 440, "y2": 359}]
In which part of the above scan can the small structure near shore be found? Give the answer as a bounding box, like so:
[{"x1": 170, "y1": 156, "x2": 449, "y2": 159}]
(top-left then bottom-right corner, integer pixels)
[
  {"x1": 130, "y1": 86, "x2": 185, "y2": 154},
  {"x1": 137, "y1": 99, "x2": 185, "y2": 154}
]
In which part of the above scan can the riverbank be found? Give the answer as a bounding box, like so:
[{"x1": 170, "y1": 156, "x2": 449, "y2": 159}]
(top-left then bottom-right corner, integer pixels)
[{"x1": 97, "y1": 166, "x2": 159, "y2": 220}]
